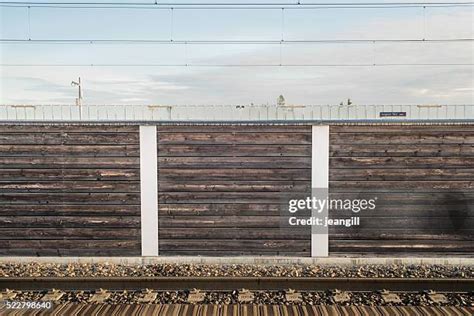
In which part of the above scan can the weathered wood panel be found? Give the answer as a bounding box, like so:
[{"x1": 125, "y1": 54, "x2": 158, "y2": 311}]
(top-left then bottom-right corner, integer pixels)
[
  {"x1": 0, "y1": 169, "x2": 139, "y2": 181},
  {"x1": 159, "y1": 240, "x2": 311, "y2": 253},
  {"x1": 331, "y1": 144, "x2": 474, "y2": 157},
  {"x1": 158, "y1": 156, "x2": 310, "y2": 169},
  {"x1": 158, "y1": 132, "x2": 311, "y2": 145},
  {"x1": 0, "y1": 240, "x2": 140, "y2": 256},
  {"x1": 329, "y1": 125, "x2": 474, "y2": 255},
  {"x1": 0, "y1": 157, "x2": 139, "y2": 168},
  {"x1": 0, "y1": 205, "x2": 140, "y2": 216},
  {"x1": 159, "y1": 145, "x2": 311, "y2": 157},
  {"x1": 159, "y1": 181, "x2": 310, "y2": 192},
  {"x1": 160, "y1": 169, "x2": 310, "y2": 181},
  {"x1": 0, "y1": 181, "x2": 140, "y2": 193},
  {"x1": 159, "y1": 204, "x2": 284, "y2": 216},
  {"x1": 0, "y1": 133, "x2": 139, "y2": 145},
  {"x1": 0, "y1": 193, "x2": 140, "y2": 204},
  {"x1": 330, "y1": 132, "x2": 474, "y2": 145},
  {"x1": 158, "y1": 125, "x2": 311, "y2": 256},
  {"x1": 0, "y1": 145, "x2": 140, "y2": 157},
  {"x1": 0, "y1": 125, "x2": 141, "y2": 256},
  {"x1": 330, "y1": 168, "x2": 474, "y2": 181},
  {"x1": 330, "y1": 157, "x2": 474, "y2": 169}
]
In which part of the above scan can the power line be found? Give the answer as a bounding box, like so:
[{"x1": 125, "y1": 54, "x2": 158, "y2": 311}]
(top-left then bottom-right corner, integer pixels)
[
  {"x1": 0, "y1": 2, "x2": 473, "y2": 9},
  {"x1": 2, "y1": 5, "x2": 473, "y2": 9},
  {"x1": 1, "y1": 63, "x2": 472, "y2": 67},
  {"x1": 1, "y1": 38, "x2": 473, "y2": 45},
  {"x1": 1, "y1": 1, "x2": 472, "y2": 5}
]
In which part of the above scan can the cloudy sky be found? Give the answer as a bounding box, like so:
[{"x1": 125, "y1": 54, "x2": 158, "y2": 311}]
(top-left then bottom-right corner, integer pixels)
[{"x1": 0, "y1": 0, "x2": 473, "y2": 105}]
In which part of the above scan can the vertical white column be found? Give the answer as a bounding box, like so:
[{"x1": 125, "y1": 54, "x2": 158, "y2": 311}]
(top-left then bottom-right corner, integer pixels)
[
  {"x1": 311, "y1": 125, "x2": 329, "y2": 257},
  {"x1": 140, "y1": 125, "x2": 159, "y2": 256}
]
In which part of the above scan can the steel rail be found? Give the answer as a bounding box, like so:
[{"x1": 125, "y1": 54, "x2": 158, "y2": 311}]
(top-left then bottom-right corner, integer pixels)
[{"x1": 1, "y1": 277, "x2": 473, "y2": 292}]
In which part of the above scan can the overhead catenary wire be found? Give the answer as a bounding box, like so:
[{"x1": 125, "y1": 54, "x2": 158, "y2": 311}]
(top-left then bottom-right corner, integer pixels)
[
  {"x1": 0, "y1": 1, "x2": 473, "y2": 9},
  {"x1": 1, "y1": 63, "x2": 472, "y2": 67},
  {"x1": 1, "y1": 38, "x2": 473, "y2": 44},
  {"x1": 1, "y1": 1, "x2": 473, "y2": 6}
]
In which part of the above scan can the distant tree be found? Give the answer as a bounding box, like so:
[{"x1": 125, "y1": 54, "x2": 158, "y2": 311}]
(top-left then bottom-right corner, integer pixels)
[{"x1": 277, "y1": 95, "x2": 286, "y2": 106}]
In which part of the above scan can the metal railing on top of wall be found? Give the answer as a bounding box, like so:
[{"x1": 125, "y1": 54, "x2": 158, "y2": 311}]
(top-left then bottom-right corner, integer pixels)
[{"x1": 0, "y1": 104, "x2": 472, "y2": 122}]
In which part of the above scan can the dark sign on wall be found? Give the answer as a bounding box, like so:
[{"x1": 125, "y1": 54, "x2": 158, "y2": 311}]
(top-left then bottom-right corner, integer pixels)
[{"x1": 380, "y1": 112, "x2": 407, "y2": 117}]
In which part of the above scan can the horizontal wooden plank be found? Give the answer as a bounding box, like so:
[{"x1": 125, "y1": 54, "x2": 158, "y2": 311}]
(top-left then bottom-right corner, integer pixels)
[
  {"x1": 330, "y1": 181, "x2": 474, "y2": 190},
  {"x1": 0, "y1": 216, "x2": 140, "y2": 228},
  {"x1": 0, "y1": 133, "x2": 139, "y2": 145},
  {"x1": 330, "y1": 157, "x2": 474, "y2": 168},
  {"x1": 330, "y1": 133, "x2": 474, "y2": 145},
  {"x1": 0, "y1": 193, "x2": 140, "y2": 204},
  {"x1": 158, "y1": 203, "x2": 472, "y2": 217},
  {"x1": 0, "y1": 181, "x2": 140, "y2": 193},
  {"x1": 330, "y1": 144, "x2": 474, "y2": 157},
  {"x1": 0, "y1": 145, "x2": 140, "y2": 157},
  {"x1": 159, "y1": 191, "x2": 474, "y2": 205},
  {"x1": 157, "y1": 125, "x2": 311, "y2": 133},
  {"x1": 159, "y1": 216, "x2": 474, "y2": 229},
  {"x1": 332, "y1": 217, "x2": 474, "y2": 230},
  {"x1": 0, "y1": 169, "x2": 140, "y2": 181},
  {"x1": 159, "y1": 228, "x2": 309, "y2": 239},
  {"x1": 327, "y1": 251, "x2": 473, "y2": 257},
  {"x1": 158, "y1": 192, "x2": 302, "y2": 204},
  {"x1": 0, "y1": 248, "x2": 140, "y2": 256},
  {"x1": 329, "y1": 192, "x2": 474, "y2": 205},
  {"x1": 159, "y1": 239, "x2": 310, "y2": 252},
  {"x1": 330, "y1": 125, "x2": 474, "y2": 133},
  {"x1": 159, "y1": 181, "x2": 310, "y2": 192},
  {"x1": 159, "y1": 250, "x2": 308, "y2": 256},
  {"x1": 330, "y1": 168, "x2": 474, "y2": 181},
  {"x1": 159, "y1": 216, "x2": 282, "y2": 228},
  {"x1": 330, "y1": 232, "x2": 474, "y2": 240},
  {"x1": 0, "y1": 228, "x2": 140, "y2": 239},
  {"x1": 329, "y1": 240, "x2": 474, "y2": 253},
  {"x1": 0, "y1": 205, "x2": 140, "y2": 216},
  {"x1": 158, "y1": 144, "x2": 311, "y2": 157},
  {"x1": 159, "y1": 204, "x2": 284, "y2": 216},
  {"x1": 158, "y1": 157, "x2": 310, "y2": 169},
  {"x1": 157, "y1": 133, "x2": 311, "y2": 145},
  {"x1": 328, "y1": 204, "x2": 474, "y2": 218},
  {"x1": 0, "y1": 157, "x2": 139, "y2": 169},
  {"x1": 159, "y1": 169, "x2": 310, "y2": 181},
  {"x1": 160, "y1": 205, "x2": 474, "y2": 220},
  {"x1": 0, "y1": 125, "x2": 138, "y2": 133},
  {"x1": 0, "y1": 240, "x2": 140, "y2": 256}
]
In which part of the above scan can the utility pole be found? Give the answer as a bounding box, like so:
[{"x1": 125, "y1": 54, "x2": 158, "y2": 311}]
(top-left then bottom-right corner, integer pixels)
[{"x1": 71, "y1": 77, "x2": 83, "y2": 119}]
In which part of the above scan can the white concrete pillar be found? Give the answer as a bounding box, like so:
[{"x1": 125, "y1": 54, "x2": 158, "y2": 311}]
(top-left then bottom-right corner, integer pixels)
[
  {"x1": 139, "y1": 125, "x2": 159, "y2": 256},
  {"x1": 311, "y1": 125, "x2": 329, "y2": 257}
]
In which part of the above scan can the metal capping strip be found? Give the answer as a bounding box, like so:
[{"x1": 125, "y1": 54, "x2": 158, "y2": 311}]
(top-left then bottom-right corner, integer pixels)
[
  {"x1": 1, "y1": 304, "x2": 471, "y2": 316},
  {"x1": 1, "y1": 119, "x2": 474, "y2": 125}
]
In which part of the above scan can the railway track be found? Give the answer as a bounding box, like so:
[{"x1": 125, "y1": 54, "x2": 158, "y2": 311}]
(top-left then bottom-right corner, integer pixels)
[
  {"x1": 0, "y1": 304, "x2": 473, "y2": 316},
  {"x1": 1, "y1": 276, "x2": 473, "y2": 292},
  {"x1": 1, "y1": 277, "x2": 472, "y2": 315}
]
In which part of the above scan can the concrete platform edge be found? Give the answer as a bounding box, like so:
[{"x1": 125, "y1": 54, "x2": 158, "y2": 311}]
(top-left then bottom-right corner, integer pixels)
[{"x1": 0, "y1": 257, "x2": 472, "y2": 266}]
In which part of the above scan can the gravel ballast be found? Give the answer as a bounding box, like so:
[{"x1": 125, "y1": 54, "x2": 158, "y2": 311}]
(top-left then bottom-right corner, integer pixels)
[{"x1": 0, "y1": 263, "x2": 472, "y2": 278}]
